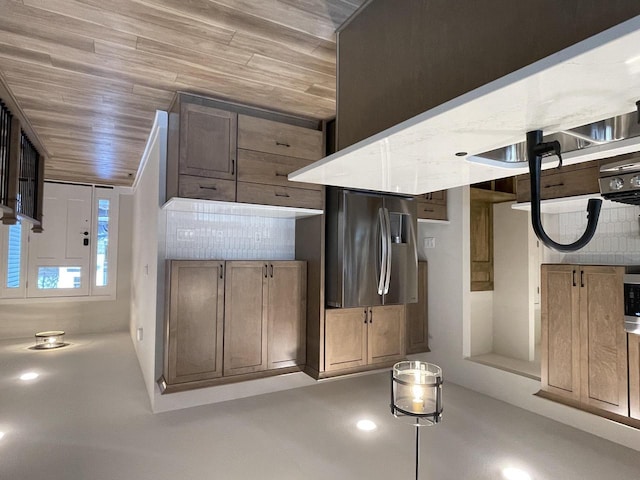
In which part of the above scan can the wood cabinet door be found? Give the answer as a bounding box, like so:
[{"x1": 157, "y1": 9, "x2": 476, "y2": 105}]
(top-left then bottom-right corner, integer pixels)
[
  {"x1": 630, "y1": 333, "x2": 640, "y2": 420},
  {"x1": 406, "y1": 261, "x2": 429, "y2": 354},
  {"x1": 368, "y1": 305, "x2": 405, "y2": 365},
  {"x1": 579, "y1": 266, "x2": 628, "y2": 415},
  {"x1": 267, "y1": 261, "x2": 307, "y2": 370},
  {"x1": 470, "y1": 200, "x2": 493, "y2": 291},
  {"x1": 541, "y1": 264, "x2": 580, "y2": 401},
  {"x1": 325, "y1": 307, "x2": 368, "y2": 371},
  {"x1": 180, "y1": 102, "x2": 237, "y2": 180},
  {"x1": 166, "y1": 261, "x2": 224, "y2": 384},
  {"x1": 224, "y1": 261, "x2": 268, "y2": 376}
]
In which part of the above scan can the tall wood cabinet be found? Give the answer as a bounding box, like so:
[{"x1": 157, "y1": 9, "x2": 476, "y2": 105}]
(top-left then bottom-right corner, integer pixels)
[
  {"x1": 164, "y1": 261, "x2": 225, "y2": 385},
  {"x1": 630, "y1": 333, "x2": 640, "y2": 420},
  {"x1": 324, "y1": 305, "x2": 405, "y2": 373},
  {"x1": 406, "y1": 261, "x2": 429, "y2": 354},
  {"x1": 541, "y1": 264, "x2": 628, "y2": 415},
  {"x1": 161, "y1": 260, "x2": 306, "y2": 392},
  {"x1": 470, "y1": 200, "x2": 493, "y2": 291}
]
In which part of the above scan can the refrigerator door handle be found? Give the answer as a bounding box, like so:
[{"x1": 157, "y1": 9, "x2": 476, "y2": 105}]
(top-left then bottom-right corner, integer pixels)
[
  {"x1": 377, "y1": 207, "x2": 387, "y2": 296},
  {"x1": 383, "y1": 207, "x2": 392, "y2": 295}
]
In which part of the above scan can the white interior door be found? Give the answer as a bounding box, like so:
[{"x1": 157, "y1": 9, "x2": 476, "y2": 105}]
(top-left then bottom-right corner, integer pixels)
[{"x1": 27, "y1": 183, "x2": 92, "y2": 297}]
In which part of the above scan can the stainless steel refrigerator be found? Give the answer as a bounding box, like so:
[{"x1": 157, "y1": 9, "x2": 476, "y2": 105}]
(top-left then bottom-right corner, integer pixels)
[{"x1": 326, "y1": 187, "x2": 418, "y2": 308}]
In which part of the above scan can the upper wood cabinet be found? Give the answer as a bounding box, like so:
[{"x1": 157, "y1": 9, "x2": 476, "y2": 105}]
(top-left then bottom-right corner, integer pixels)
[
  {"x1": 406, "y1": 261, "x2": 429, "y2": 354},
  {"x1": 516, "y1": 160, "x2": 600, "y2": 203},
  {"x1": 224, "y1": 260, "x2": 307, "y2": 376},
  {"x1": 541, "y1": 264, "x2": 628, "y2": 416},
  {"x1": 164, "y1": 260, "x2": 225, "y2": 385},
  {"x1": 630, "y1": 333, "x2": 640, "y2": 420},
  {"x1": 180, "y1": 102, "x2": 237, "y2": 181},
  {"x1": 166, "y1": 93, "x2": 324, "y2": 209},
  {"x1": 325, "y1": 305, "x2": 405, "y2": 373},
  {"x1": 415, "y1": 190, "x2": 447, "y2": 221}
]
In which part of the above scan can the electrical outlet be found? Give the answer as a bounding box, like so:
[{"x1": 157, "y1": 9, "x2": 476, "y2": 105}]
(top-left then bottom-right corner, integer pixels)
[
  {"x1": 136, "y1": 328, "x2": 144, "y2": 342},
  {"x1": 423, "y1": 237, "x2": 436, "y2": 249}
]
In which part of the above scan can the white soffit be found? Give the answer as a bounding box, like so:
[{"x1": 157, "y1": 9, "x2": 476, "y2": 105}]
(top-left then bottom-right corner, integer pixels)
[{"x1": 289, "y1": 16, "x2": 640, "y2": 194}]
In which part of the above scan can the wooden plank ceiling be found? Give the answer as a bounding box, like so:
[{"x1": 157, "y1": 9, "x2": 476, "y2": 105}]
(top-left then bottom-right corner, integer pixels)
[{"x1": 0, "y1": 0, "x2": 363, "y2": 186}]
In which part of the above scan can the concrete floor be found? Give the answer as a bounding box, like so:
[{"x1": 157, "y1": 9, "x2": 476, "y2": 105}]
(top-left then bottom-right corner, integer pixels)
[{"x1": 1, "y1": 332, "x2": 639, "y2": 480}]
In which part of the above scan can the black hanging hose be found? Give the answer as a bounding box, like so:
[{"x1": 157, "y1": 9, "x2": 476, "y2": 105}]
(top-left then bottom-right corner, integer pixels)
[{"x1": 527, "y1": 130, "x2": 602, "y2": 252}]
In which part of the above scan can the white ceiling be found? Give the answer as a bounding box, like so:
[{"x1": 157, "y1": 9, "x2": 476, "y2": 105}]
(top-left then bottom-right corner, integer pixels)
[{"x1": 290, "y1": 15, "x2": 640, "y2": 194}]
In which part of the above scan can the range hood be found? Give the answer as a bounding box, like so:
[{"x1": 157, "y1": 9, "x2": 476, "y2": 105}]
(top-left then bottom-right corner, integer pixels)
[
  {"x1": 472, "y1": 110, "x2": 640, "y2": 167},
  {"x1": 289, "y1": 15, "x2": 640, "y2": 195}
]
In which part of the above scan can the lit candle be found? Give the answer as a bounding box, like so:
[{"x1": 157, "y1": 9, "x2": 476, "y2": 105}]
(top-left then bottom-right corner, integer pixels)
[{"x1": 411, "y1": 384, "x2": 424, "y2": 412}]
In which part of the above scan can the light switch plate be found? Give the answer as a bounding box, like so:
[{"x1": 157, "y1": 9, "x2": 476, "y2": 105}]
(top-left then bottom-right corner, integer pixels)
[
  {"x1": 423, "y1": 237, "x2": 436, "y2": 249},
  {"x1": 136, "y1": 328, "x2": 144, "y2": 342}
]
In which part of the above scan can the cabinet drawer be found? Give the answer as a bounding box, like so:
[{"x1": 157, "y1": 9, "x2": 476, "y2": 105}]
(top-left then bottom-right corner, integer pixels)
[
  {"x1": 237, "y1": 182, "x2": 323, "y2": 209},
  {"x1": 238, "y1": 115, "x2": 323, "y2": 161},
  {"x1": 416, "y1": 201, "x2": 447, "y2": 220},
  {"x1": 516, "y1": 161, "x2": 599, "y2": 202},
  {"x1": 237, "y1": 149, "x2": 323, "y2": 191},
  {"x1": 178, "y1": 175, "x2": 236, "y2": 201}
]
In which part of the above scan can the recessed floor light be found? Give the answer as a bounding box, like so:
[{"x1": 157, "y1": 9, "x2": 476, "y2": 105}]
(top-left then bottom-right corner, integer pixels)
[
  {"x1": 356, "y1": 419, "x2": 377, "y2": 431},
  {"x1": 503, "y1": 467, "x2": 532, "y2": 480},
  {"x1": 19, "y1": 372, "x2": 39, "y2": 381}
]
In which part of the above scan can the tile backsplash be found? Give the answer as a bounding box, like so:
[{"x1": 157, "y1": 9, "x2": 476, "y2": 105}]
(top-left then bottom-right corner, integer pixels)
[
  {"x1": 544, "y1": 203, "x2": 640, "y2": 264},
  {"x1": 165, "y1": 210, "x2": 295, "y2": 260}
]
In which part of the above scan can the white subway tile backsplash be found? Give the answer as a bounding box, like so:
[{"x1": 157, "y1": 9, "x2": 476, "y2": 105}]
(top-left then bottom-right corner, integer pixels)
[
  {"x1": 164, "y1": 211, "x2": 295, "y2": 260},
  {"x1": 546, "y1": 204, "x2": 640, "y2": 264}
]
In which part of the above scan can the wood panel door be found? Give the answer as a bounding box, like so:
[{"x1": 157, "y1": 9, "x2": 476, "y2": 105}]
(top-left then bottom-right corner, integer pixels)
[
  {"x1": 406, "y1": 261, "x2": 429, "y2": 354},
  {"x1": 325, "y1": 307, "x2": 368, "y2": 372},
  {"x1": 470, "y1": 200, "x2": 493, "y2": 291},
  {"x1": 541, "y1": 264, "x2": 581, "y2": 401},
  {"x1": 166, "y1": 261, "x2": 224, "y2": 385},
  {"x1": 368, "y1": 305, "x2": 405, "y2": 365},
  {"x1": 630, "y1": 333, "x2": 640, "y2": 420},
  {"x1": 579, "y1": 266, "x2": 628, "y2": 415},
  {"x1": 267, "y1": 261, "x2": 307, "y2": 370},
  {"x1": 224, "y1": 261, "x2": 268, "y2": 376},
  {"x1": 180, "y1": 102, "x2": 237, "y2": 181}
]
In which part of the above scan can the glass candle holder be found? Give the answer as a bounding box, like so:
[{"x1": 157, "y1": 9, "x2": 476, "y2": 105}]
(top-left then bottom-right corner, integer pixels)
[
  {"x1": 34, "y1": 331, "x2": 66, "y2": 350},
  {"x1": 391, "y1": 361, "x2": 443, "y2": 424}
]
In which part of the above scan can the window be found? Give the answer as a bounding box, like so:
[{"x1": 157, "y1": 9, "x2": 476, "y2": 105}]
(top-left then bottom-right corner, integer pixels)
[{"x1": 0, "y1": 182, "x2": 120, "y2": 300}]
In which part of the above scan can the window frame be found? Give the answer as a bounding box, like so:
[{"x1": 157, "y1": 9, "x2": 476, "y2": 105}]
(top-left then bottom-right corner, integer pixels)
[{"x1": 0, "y1": 183, "x2": 120, "y2": 301}]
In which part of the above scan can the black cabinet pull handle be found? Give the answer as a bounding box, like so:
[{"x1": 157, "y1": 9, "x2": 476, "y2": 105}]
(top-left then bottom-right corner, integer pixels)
[
  {"x1": 423, "y1": 208, "x2": 434, "y2": 212},
  {"x1": 270, "y1": 264, "x2": 274, "y2": 278},
  {"x1": 572, "y1": 269, "x2": 576, "y2": 287},
  {"x1": 369, "y1": 308, "x2": 373, "y2": 324},
  {"x1": 264, "y1": 265, "x2": 268, "y2": 278},
  {"x1": 275, "y1": 192, "x2": 290, "y2": 198},
  {"x1": 363, "y1": 308, "x2": 368, "y2": 324},
  {"x1": 275, "y1": 172, "x2": 288, "y2": 177},
  {"x1": 199, "y1": 185, "x2": 217, "y2": 191},
  {"x1": 231, "y1": 158, "x2": 235, "y2": 175},
  {"x1": 276, "y1": 141, "x2": 290, "y2": 147},
  {"x1": 220, "y1": 264, "x2": 223, "y2": 279},
  {"x1": 580, "y1": 270, "x2": 585, "y2": 288},
  {"x1": 544, "y1": 182, "x2": 564, "y2": 188}
]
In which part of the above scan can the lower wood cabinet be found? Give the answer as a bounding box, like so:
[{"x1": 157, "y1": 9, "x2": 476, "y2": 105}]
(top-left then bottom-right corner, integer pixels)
[
  {"x1": 630, "y1": 333, "x2": 640, "y2": 420},
  {"x1": 541, "y1": 264, "x2": 628, "y2": 416},
  {"x1": 406, "y1": 261, "x2": 429, "y2": 354},
  {"x1": 161, "y1": 259, "x2": 306, "y2": 392},
  {"x1": 325, "y1": 305, "x2": 405, "y2": 372},
  {"x1": 224, "y1": 261, "x2": 306, "y2": 376},
  {"x1": 164, "y1": 261, "x2": 225, "y2": 385}
]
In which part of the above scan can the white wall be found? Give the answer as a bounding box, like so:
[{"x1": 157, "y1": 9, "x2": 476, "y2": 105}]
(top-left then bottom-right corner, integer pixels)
[
  {"x1": 492, "y1": 202, "x2": 532, "y2": 361},
  {"x1": 130, "y1": 111, "x2": 164, "y2": 409},
  {"x1": 469, "y1": 291, "x2": 493, "y2": 356},
  {"x1": 414, "y1": 187, "x2": 640, "y2": 452},
  {"x1": 0, "y1": 194, "x2": 132, "y2": 340}
]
